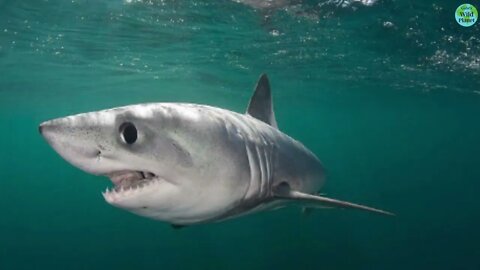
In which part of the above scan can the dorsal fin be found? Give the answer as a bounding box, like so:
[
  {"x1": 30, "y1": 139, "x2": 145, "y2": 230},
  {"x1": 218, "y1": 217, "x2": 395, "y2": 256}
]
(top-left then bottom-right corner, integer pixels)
[{"x1": 246, "y1": 73, "x2": 278, "y2": 128}]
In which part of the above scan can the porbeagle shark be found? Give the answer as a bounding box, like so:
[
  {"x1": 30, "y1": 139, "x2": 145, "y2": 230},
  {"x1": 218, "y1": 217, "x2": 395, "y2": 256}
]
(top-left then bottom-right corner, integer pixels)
[{"x1": 39, "y1": 74, "x2": 393, "y2": 227}]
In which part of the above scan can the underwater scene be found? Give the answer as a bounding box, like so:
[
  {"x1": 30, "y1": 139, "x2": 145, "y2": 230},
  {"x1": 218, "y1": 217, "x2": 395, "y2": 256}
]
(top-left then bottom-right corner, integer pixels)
[{"x1": 1, "y1": 0, "x2": 479, "y2": 269}]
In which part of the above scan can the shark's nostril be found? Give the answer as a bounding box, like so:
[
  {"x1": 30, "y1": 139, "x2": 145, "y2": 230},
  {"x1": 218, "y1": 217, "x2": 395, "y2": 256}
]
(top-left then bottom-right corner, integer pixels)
[
  {"x1": 38, "y1": 125, "x2": 43, "y2": 134},
  {"x1": 95, "y1": 150, "x2": 102, "y2": 162}
]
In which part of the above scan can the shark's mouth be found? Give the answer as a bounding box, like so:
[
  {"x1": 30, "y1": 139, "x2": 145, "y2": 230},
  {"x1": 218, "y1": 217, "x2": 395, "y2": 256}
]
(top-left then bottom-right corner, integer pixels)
[{"x1": 105, "y1": 171, "x2": 157, "y2": 193}]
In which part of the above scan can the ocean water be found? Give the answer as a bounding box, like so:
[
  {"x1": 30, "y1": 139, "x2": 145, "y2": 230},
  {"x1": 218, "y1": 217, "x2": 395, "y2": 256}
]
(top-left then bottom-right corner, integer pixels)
[{"x1": 1, "y1": 0, "x2": 480, "y2": 269}]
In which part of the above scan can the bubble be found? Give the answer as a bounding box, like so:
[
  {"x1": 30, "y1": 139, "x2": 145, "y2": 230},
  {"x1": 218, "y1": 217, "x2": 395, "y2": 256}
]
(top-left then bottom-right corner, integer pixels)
[
  {"x1": 270, "y1": 29, "x2": 280, "y2": 37},
  {"x1": 383, "y1": 21, "x2": 394, "y2": 28}
]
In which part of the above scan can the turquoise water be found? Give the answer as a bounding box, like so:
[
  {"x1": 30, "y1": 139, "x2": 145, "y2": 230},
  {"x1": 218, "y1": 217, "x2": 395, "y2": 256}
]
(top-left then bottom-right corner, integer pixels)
[{"x1": 1, "y1": 0, "x2": 480, "y2": 269}]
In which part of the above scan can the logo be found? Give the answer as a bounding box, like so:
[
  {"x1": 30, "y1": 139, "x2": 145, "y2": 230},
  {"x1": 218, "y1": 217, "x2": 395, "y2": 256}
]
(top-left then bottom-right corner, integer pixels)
[{"x1": 455, "y1": 4, "x2": 478, "y2": 27}]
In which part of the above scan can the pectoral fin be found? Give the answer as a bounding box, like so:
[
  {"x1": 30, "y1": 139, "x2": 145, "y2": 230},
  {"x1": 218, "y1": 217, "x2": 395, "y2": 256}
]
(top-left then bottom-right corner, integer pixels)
[{"x1": 275, "y1": 189, "x2": 394, "y2": 216}]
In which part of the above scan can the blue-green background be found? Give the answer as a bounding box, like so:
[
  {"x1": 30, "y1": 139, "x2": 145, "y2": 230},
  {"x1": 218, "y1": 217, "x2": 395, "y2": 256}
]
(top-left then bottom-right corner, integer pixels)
[{"x1": 1, "y1": 0, "x2": 479, "y2": 269}]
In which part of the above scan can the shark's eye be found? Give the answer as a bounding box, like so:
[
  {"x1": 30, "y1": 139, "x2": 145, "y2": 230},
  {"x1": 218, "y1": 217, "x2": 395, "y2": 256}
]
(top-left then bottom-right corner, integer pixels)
[{"x1": 119, "y1": 122, "x2": 137, "y2": 145}]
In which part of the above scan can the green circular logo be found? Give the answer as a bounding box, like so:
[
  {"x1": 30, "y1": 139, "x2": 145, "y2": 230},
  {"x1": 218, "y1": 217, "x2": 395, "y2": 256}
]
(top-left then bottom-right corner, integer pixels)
[{"x1": 455, "y1": 4, "x2": 478, "y2": 27}]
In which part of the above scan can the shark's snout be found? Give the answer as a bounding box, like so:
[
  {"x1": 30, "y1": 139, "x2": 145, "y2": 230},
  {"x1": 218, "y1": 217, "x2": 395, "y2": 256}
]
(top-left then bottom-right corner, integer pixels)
[
  {"x1": 39, "y1": 115, "x2": 117, "y2": 175},
  {"x1": 39, "y1": 121, "x2": 56, "y2": 137},
  {"x1": 38, "y1": 120, "x2": 55, "y2": 140},
  {"x1": 39, "y1": 119, "x2": 65, "y2": 138}
]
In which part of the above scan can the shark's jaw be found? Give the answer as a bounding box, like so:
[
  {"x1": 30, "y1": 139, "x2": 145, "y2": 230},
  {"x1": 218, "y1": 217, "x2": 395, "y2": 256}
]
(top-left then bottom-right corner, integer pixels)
[
  {"x1": 106, "y1": 170, "x2": 157, "y2": 192},
  {"x1": 102, "y1": 170, "x2": 167, "y2": 203}
]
